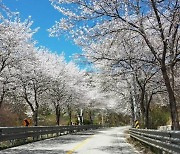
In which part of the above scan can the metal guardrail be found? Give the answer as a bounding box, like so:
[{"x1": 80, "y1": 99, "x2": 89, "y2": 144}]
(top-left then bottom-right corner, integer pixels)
[
  {"x1": 129, "y1": 128, "x2": 180, "y2": 154},
  {"x1": 0, "y1": 125, "x2": 100, "y2": 142}
]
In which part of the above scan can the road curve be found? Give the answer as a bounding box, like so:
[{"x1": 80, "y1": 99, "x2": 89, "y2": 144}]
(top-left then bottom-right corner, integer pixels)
[{"x1": 0, "y1": 126, "x2": 139, "y2": 154}]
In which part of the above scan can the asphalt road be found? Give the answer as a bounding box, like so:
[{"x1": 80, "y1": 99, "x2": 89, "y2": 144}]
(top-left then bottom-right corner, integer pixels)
[{"x1": 0, "y1": 126, "x2": 139, "y2": 154}]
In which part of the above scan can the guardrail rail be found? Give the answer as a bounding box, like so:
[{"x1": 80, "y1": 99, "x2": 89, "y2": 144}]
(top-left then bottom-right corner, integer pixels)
[
  {"x1": 0, "y1": 125, "x2": 100, "y2": 149},
  {"x1": 129, "y1": 128, "x2": 180, "y2": 154}
]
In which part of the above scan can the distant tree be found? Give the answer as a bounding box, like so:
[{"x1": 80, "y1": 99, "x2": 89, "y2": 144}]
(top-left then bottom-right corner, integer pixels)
[
  {"x1": 46, "y1": 55, "x2": 67, "y2": 126},
  {"x1": 15, "y1": 49, "x2": 50, "y2": 126}
]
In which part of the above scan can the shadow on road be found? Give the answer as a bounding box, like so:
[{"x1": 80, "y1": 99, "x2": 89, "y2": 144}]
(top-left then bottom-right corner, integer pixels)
[
  {"x1": 0, "y1": 130, "x2": 97, "y2": 154},
  {"x1": 71, "y1": 133, "x2": 94, "y2": 135},
  {"x1": 1, "y1": 149, "x2": 66, "y2": 154},
  {"x1": 96, "y1": 145, "x2": 135, "y2": 154}
]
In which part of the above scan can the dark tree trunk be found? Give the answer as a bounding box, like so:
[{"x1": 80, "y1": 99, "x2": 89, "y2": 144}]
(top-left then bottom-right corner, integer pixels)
[
  {"x1": 89, "y1": 110, "x2": 93, "y2": 124},
  {"x1": 80, "y1": 115, "x2": 83, "y2": 125},
  {"x1": 69, "y1": 111, "x2": 72, "y2": 125},
  {"x1": 161, "y1": 65, "x2": 179, "y2": 130},
  {"x1": 144, "y1": 92, "x2": 152, "y2": 129},
  {"x1": 140, "y1": 88, "x2": 146, "y2": 127},
  {"x1": 145, "y1": 109, "x2": 149, "y2": 129},
  {"x1": 34, "y1": 87, "x2": 39, "y2": 126},
  {"x1": 0, "y1": 85, "x2": 6, "y2": 109},
  {"x1": 33, "y1": 109, "x2": 38, "y2": 126},
  {"x1": 0, "y1": 100, "x2": 2, "y2": 109},
  {"x1": 67, "y1": 104, "x2": 72, "y2": 125},
  {"x1": 135, "y1": 75, "x2": 146, "y2": 128},
  {"x1": 130, "y1": 90, "x2": 135, "y2": 126},
  {"x1": 56, "y1": 105, "x2": 61, "y2": 126}
]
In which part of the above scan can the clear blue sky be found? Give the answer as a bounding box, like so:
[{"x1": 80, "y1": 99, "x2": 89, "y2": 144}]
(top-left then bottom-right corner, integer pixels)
[{"x1": 3, "y1": 0, "x2": 82, "y2": 62}]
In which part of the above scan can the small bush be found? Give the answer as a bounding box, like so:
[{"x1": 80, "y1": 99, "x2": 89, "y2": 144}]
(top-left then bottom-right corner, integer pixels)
[{"x1": 149, "y1": 105, "x2": 170, "y2": 129}]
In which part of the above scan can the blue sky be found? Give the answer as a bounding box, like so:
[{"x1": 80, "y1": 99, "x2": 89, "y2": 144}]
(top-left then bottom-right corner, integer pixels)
[{"x1": 2, "y1": 0, "x2": 82, "y2": 62}]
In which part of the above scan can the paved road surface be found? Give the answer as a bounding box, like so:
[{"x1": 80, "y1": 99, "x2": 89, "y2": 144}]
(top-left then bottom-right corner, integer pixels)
[{"x1": 0, "y1": 126, "x2": 139, "y2": 154}]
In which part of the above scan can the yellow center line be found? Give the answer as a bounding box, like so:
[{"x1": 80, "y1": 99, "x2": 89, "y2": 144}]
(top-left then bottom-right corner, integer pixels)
[{"x1": 66, "y1": 135, "x2": 94, "y2": 154}]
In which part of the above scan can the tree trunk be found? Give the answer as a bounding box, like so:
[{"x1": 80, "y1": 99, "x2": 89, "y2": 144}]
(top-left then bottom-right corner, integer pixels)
[
  {"x1": 161, "y1": 65, "x2": 179, "y2": 130},
  {"x1": 33, "y1": 87, "x2": 39, "y2": 126},
  {"x1": 67, "y1": 104, "x2": 72, "y2": 125},
  {"x1": 140, "y1": 88, "x2": 146, "y2": 128},
  {"x1": 0, "y1": 101, "x2": 2, "y2": 109},
  {"x1": 33, "y1": 109, "x2": 38, "y2": 126},
  {"x1": 56, "y1": 105, "x2": 61, "y2": 126},
  {"x1": 0, "y1": 85, "x2": 5, "y2": 109},
  {"x1": 145, "y1": 109, "x2": 149, "y2": 129},
  {"x1": 144, "y1": 92, "x2": 152, "y2": 129},
  {"x1": 89, "y1": 110, "x2": 93, "y2": 124},
  {"x1": 78, "y1": 109, "x2": 83, "y2": 125},
  {"x1": 69, "y1": 111, "x2": 72, "y2": 125},
  {"x1": 130, "y1": 90, "x2": 135, "y2": 126}
]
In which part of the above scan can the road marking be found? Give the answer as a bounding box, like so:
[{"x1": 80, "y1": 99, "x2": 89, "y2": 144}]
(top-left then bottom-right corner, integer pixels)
[{"x1": 66, "y1": 135, "x2": 94, "y2": 154}]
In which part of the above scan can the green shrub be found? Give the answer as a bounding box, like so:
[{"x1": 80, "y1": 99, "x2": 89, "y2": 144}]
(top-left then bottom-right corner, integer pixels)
[{"x1": 149, "y1": 105, "x2": 170, "y2": 129}]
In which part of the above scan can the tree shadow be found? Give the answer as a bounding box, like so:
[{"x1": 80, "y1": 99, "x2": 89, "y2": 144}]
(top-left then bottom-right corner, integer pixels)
[
  {"x1": 71, "y1": 133, "x2": 95, "y2": 135},
  {"x1": 96, "y1": 145, "x2": 136, "y2": 154},
  {"x1": 0, "y1": 131, "x2": 96, "y2": 154},
  {"x1": 0, "y1": 149, "x2": 66, "y2": 154}
]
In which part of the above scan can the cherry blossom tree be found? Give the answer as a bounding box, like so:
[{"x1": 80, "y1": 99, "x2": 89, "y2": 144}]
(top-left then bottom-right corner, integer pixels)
[
  {"x1": 39, "y1": 51, "x2": 67, "y2": 126},
  {"x1": 0, "y1": 3, "x2": 37, "y2": 109},
  {"x1": 0, "y1": 0, "x2": 134, "y2": 127},
  {"x1": 49, "y1": 0, "x2": 180, "y2": 129},
  {"x1": 15, "y1": 51, "x2": 50, "y2": 126}
]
